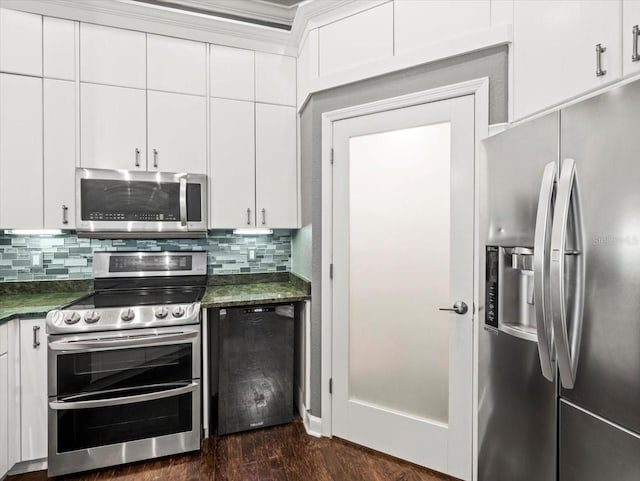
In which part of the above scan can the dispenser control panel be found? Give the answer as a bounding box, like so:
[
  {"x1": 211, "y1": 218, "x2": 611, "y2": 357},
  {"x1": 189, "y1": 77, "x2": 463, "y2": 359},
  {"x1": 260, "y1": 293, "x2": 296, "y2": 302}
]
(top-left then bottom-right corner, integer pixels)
[{"x1": 486, "y1": 246, "x2": 499, "y2": 328}]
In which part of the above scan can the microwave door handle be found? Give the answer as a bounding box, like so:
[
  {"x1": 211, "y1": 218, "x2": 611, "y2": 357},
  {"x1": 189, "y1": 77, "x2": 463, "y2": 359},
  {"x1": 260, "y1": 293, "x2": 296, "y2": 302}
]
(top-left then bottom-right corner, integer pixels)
[
  {"x1": 179, "y1": 176, "x2": 188, "y2": 227},
  {"x1": 49, "y1": 382, "x2": 198, "y2": 410},
  {"x1": 550, "y1": 158, "x2": 586, "y2": 389},
  {"x1": 48, "y1": 330, "x2": 198, "y2": 351},
  {"x1": 533, "y1": 161, "x2": 558, "y2": 382}
]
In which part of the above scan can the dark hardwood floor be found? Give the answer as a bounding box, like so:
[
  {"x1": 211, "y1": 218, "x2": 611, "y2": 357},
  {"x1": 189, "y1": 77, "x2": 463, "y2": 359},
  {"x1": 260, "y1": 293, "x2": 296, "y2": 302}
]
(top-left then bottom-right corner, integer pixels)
[{"x1": 9, "y1": 421, "x2": 457, "y2": 481}]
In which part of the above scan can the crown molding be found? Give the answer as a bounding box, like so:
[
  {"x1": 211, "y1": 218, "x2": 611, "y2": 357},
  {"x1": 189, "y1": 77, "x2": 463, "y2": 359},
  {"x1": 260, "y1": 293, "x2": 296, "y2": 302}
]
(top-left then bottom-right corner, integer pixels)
[
  {"x1": 0, "y1": 0, "x2": 295, "y2": 55},
  {"x1": 290, "y1": 0, "x2": 388, "y2": 49},
  {"x1": 134, "y1": 0, "x2": 298, "y2": 28}
]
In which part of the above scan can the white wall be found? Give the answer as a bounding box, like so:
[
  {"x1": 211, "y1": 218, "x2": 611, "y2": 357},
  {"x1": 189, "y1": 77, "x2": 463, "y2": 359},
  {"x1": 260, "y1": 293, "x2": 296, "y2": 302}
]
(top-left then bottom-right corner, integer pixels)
[{"x1": 291, "y1": 224, "x2": 312, "y2": 281}]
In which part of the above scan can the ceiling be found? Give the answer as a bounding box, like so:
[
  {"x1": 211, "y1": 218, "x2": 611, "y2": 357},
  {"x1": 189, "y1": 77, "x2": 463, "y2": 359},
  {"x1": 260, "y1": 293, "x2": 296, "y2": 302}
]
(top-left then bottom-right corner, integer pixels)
[{"x1": 133, "y1": 0, "x2": 306, "y2": 29}]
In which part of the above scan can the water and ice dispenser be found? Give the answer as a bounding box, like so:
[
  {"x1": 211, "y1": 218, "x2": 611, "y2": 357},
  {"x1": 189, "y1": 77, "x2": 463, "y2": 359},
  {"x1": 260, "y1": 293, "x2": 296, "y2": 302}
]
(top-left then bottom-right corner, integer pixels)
[{"x1": 485, "y1": 246, "x2": 539, "y2": 342}]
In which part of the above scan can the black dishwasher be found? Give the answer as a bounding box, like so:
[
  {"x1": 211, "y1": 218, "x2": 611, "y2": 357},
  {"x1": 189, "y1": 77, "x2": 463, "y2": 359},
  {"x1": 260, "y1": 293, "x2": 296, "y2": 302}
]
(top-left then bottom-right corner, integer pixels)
[{"x1": 218, "y1": 304, "x2": 294, "y2": 435}]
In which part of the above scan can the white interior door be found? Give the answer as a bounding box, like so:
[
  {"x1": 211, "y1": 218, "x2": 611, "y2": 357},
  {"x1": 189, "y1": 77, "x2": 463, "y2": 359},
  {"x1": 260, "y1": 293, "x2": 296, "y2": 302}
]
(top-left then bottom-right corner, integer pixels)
[{"x1": 331, "y1": 96, "x2": 475, "y2": 480}]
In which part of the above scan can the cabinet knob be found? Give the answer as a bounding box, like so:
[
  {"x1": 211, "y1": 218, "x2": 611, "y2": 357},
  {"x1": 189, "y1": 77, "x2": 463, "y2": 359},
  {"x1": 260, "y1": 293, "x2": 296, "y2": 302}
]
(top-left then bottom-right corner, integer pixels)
[
  {"x1": 247, "y1": 208, "x2": 251, "y2": 225},
  {"x1": 153, "y1": 148, "x2": 158, "y2": 168},
  {"x1": 33, "y1": 325, "x2": 41, "y2": 348},
  {"x1": 261, "y1": 208, "x2": 266, "y2": 225},
  {"x1": 135, "y1": 148, "x2": 141, "y2": 167},
  {"x1": 633, "y1": 25, "x2": 640, "y2": 62},
  {"x1": 62, "y1": 205, "x2": 69, "y2": 225}
]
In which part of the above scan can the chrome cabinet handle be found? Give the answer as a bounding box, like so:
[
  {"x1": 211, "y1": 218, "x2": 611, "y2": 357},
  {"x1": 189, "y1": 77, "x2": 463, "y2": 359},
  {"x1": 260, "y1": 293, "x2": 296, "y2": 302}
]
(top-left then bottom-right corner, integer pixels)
[
  {"x1": 439, "y1": 301, "x2": 468, "y2": 315},
  {"x1": 153, "y1": 148, "x2": 158, "y2": 168},
  {"x1": 596, "y1": 43, "x2": 607, "y2": 77},
  {"x1": 48, "y1": 329, "x2": 199, "y2": 351},
  {"x1": 49, "y1": 382, "x2": 198, "y2": 410},
  {"x1": 179, "y1": 176, "x2": 187, "y2": 227},
  {"x1": 261, "y1": 208, "x2": 266, "y2": 225},
  {"x1": 33, "y1": 325, "x2": 41, "y2": 348},
  {"x1": 135, "y1": 147, "x2": 141, "y2": 167},
  {"x1": 533, "y1": 161, "x2": 557, "y2": 382},
  {"x1": 247, "y1": 208, "x2": 251, "y2": 225},
  {"x1": 61, "y1": 205, "x2": 69, "y2": 225},
  {"x1": 633, "y1": 25, "x2": 640, "y2": 62},
  {"x1": 550, "y1": 159, "x2": 585, "y2": 389}
]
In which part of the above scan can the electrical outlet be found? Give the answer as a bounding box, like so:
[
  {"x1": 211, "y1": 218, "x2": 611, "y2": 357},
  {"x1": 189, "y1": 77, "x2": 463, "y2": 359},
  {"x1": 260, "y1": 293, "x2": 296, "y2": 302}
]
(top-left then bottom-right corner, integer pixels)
[
  {"x1": 248, "y1": 249, "x2": 256, "y2": 261},
  {"x1": 32, "y1": 253, "x2": 42, "y2": 267}
]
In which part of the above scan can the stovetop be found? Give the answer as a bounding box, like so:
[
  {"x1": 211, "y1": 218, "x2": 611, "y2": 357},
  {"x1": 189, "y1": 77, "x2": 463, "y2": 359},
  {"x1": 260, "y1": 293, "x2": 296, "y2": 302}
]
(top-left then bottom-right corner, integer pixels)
[{"x1": 68, "y1": 286, "x2": 206, "y2": 310}]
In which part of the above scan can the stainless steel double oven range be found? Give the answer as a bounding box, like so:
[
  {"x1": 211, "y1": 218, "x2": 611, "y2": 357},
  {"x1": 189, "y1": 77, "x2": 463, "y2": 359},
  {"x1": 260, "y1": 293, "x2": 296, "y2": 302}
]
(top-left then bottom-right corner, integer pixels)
[{"x1": 46, "y1": 251, "x2": 207, "y2": 477}]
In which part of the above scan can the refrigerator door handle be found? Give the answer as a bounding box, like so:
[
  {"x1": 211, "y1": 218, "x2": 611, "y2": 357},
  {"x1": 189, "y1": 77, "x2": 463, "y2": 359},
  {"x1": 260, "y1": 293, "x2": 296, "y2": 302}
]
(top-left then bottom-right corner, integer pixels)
[
  {"x1": 550, "y1": 158, "x2": 586, "y2": 389},
  {"x1": 533, "y1": 161, "x2": 557, "y2": 382}
]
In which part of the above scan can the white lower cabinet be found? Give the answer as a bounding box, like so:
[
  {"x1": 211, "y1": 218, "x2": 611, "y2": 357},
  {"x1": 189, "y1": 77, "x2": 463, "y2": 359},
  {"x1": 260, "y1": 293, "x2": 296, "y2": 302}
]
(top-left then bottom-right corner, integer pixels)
[
  {"x1": 19, "y1": 319, "x2": 47, "y2": 463},
  {"x1": 255, "y1": 104, "x2": 298, "y2": 229},
  {"x1": 147, "y1": 90, "x2": 207, "y2": 174},
  {"x1": 0, "y1": 352, "x2": 8, "y2": 479}
]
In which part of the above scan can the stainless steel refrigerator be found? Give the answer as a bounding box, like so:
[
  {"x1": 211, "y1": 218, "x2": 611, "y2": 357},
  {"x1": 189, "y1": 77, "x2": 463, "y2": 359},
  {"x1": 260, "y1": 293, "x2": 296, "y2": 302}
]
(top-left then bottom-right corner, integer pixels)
[{"x1": 479, "y1": 79, "x2": 640, "y2": 481}]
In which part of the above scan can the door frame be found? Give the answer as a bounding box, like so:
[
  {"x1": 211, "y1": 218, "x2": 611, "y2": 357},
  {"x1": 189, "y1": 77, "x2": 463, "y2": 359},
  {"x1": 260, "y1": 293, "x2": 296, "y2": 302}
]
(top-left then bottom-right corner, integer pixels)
[{"x1": 320, "y1": 77, "x2": 489, "y2": 480}]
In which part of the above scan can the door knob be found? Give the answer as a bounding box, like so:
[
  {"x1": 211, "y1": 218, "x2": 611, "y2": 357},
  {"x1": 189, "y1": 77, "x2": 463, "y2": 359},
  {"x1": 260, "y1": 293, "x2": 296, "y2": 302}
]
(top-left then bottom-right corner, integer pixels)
[{"x1": 439, "y1": 301, "x2": 468, "y2": 315}]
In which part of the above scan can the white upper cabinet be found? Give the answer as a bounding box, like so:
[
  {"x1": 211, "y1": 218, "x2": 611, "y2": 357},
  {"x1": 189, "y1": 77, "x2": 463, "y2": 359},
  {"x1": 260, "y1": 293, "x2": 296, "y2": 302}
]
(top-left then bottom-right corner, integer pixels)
[
  {"x1": 43, "y1": 17, "x2": 76, "y2": 80},
  {"x1": 147, "y1": 90, "x2": 207, "y2": 174},
  {"x1": 44, "y1": 79, "x2": 76, "y2": 229},
  {"x1": 80, "y1": 83, "x2": 147, "y2": 170},
  {"x1": 318, "y1": 2, "x2": 393, "y2": 77},
  {"x1": 147, "y1": 34, "x2": 206, "y2": 95},
  {"x1": 0, "y1": 8, "x2": 42, "y2": 76},
  {"x1": 19, "y1": 318, "x2": 47, "y2": 462},
  {"x1": 394, "y1": 0, "x2": 491, "y2": 55},
  {"x1": 513, "y1": 0, "x2": 622, "y2": 120},
  {"x1": 80, "y1": 23, "x2": 146, "y2": 89},
  {"x1": 297, "y1": 29, "x2": 319, "y2": 107},
  {"x1": 210, "y1": 98, "x2": 256, "y2": 228},
  {"x1": 210, "y1": 45, "x2": 255, "y2": 101},
  {"x1": 255, "y1": 103, "x2": 297, "y2": 229},
  {"x1": 255, "y1": 52, "x2": 296, "y2": 106},
  {"x1": 0, "y1": 74, "x2": 43, "y2": 229},
  {"x1": 623, "y1": 0, "x2": 640, "y2": 76}
]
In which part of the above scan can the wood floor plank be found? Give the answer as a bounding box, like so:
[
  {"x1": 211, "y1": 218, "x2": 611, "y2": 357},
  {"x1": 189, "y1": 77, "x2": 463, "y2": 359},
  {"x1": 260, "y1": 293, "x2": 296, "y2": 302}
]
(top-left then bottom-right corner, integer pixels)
[{"x1": 8, "y1": 421, "x2": 460, "y2": 481}]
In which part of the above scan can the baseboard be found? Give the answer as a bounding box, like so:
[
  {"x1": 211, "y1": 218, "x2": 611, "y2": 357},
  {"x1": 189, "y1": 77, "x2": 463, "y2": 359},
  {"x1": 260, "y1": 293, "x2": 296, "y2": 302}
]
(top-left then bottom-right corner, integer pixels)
[
  {"x1": 7, "y1": 458, "x2": 47, "y2": 475},
  {"x1": 297, "y1": 385, "x2": 322, "y2": 438}
]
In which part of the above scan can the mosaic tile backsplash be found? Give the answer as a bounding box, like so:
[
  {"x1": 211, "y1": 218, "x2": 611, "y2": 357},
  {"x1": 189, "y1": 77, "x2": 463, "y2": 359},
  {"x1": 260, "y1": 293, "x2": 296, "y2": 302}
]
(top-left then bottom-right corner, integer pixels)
[{"x1": 0, "y1": 231, "x2": 291, "y2": 282}]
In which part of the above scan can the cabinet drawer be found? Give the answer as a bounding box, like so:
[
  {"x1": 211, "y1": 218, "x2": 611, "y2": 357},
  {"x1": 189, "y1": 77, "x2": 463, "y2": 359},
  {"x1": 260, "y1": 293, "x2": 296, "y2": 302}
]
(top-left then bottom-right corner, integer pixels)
[{"x1": 0, "y1": 322, "x2": 7, "y2": 355}]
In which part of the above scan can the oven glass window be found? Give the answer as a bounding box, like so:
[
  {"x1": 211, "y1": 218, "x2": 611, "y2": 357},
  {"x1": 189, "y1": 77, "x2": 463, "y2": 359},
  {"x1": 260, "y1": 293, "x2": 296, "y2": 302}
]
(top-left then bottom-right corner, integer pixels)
[
  {"x1": 57, "y1": 344, "x2": 192, "y2": 396},
  {"x1": 57, "y1": 391, "x2": 193, "y2": 452}
]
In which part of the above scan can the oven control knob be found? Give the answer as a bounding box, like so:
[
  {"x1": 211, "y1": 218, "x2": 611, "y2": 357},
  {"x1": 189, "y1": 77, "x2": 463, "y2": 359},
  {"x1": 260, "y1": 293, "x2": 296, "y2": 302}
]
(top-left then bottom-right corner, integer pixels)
[
  {"x1": 154, "y1": 307, "x2": 169, "y2": 319},
  {"x1": 84, "y1": 310, "x2": 101, "y2": 324},
  {"x1": 64, "y1": 312, "x2": 81, "y2": 325},
  {"x1": 120, "y1": 308, "x2": 135, "y2": 322},
  {"x1": 172, "y1": 306, "x2": 185, "y2": 318}
]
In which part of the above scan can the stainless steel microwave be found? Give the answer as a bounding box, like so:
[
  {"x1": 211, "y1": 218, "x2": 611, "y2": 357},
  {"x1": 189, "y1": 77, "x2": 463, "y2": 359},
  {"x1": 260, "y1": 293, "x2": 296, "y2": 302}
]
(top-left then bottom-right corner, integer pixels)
[{"x1": 75, "y1": 168, "x2": 207, "y2": 238}]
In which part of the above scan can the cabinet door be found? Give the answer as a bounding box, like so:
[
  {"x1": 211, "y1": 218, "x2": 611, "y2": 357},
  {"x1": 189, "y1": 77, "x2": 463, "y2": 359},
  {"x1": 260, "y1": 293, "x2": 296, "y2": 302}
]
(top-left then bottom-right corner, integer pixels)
[
  {"x1": 19, "y1": 319, "x2": 47, "y2": 462},
  {"x1": 43, "y1": 16, "x2": 76, "y2": 80},
  {"x1": 256, "y1": 104, "x2": 297, "y2": 229},
  {"x1": 623, "y1": 0, "x2": 640, "y2": 76},
  {"x1": 255, "y1": 52, "x2": 296, "y2": 106},
  {"x1": 0, "y1": 353, "x2": 7, "y2": 479},
  {"x1": 80, "y1": 23, "x2": 146, "y2": 89},
  {"x1": 210, "y1": 98, "x2": 255, "y2": 228},
  {"x1": 147, "y1": 90, "x2": 207, "y2": 174},
  {"x1": 0, "y1": 8, "x2": 42, "y2": 76},
  {"x1": 81, "y1": 82, "x2": 146, "y2": 170},
  {"x1": 44, "y1": 79, "x2": 76, "y2": 229},
  {"x1": 514, "y1": 1, "x2": 622, "y2": 120},
  {"x1": 147, "y1": 34, "x2": 206, "y2": 95},
  {"x1": 210, "y1": 45, "x2": 254, "y2": 101},
  {"x1": 0, "y1": 74, "x2": 43, "y2": 229}
]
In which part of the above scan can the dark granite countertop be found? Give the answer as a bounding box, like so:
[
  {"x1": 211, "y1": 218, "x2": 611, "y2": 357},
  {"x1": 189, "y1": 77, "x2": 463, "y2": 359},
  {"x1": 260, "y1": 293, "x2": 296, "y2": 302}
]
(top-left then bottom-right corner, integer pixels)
[
  {"x1": 0, "y1": 274, "x2": 310, "y2": 322},
  {"x1": 0, "y1": 280, "x2": 93, "y2": 323}
]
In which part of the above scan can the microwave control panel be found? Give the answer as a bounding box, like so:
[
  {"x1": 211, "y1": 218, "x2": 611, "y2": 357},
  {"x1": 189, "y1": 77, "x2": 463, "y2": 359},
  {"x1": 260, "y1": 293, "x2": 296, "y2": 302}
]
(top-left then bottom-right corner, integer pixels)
[{"x1": 485, "y1": 246, "x2": 499, "y2": 329}]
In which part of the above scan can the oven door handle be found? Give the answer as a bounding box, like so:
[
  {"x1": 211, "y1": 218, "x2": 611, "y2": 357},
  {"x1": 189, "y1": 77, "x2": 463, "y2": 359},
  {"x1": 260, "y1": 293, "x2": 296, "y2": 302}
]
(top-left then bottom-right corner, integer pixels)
[
  {"x1": 48, "y1": 330, "x2": 198, "y2": 351},
  {"x1": 49, "y1": 382, "x2": 199, "y2": 410}
]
